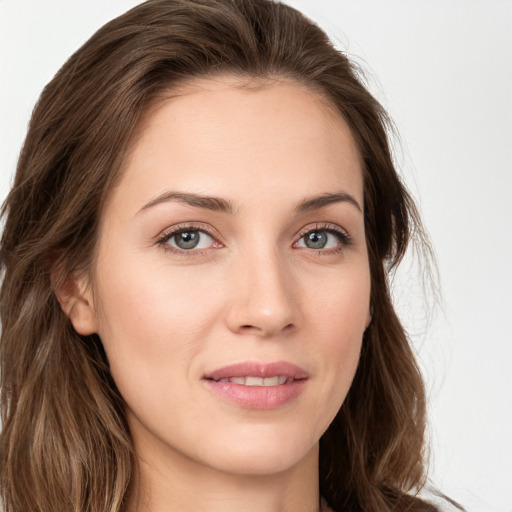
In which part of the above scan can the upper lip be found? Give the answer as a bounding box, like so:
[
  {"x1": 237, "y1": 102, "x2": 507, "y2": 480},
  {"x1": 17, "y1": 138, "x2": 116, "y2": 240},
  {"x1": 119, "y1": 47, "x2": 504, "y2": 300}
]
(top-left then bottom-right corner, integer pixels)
[{"x1": 203, "y1": 361, "x2": 309, "y2": 381}]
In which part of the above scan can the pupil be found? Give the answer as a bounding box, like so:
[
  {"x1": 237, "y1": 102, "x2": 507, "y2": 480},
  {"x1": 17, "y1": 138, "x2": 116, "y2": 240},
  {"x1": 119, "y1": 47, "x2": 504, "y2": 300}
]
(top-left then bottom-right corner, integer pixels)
[
  {"x1": 176, "y1": 231, "x2": 199, "y2": 249},
  {"x1": 305, "y1": 231, "x2": 327, "y2": 249}
]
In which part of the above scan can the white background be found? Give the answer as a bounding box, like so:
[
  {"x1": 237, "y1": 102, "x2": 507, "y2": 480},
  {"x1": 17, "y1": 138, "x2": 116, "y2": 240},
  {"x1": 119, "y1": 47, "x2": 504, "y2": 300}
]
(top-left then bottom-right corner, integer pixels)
[{"x1": 1, "y1": 1, "x2": 511, "y2": 511}]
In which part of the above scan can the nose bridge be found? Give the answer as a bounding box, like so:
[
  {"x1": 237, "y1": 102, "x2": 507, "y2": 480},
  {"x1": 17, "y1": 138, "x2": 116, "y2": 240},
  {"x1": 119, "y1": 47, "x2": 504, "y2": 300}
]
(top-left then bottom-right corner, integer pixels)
[{"x1": 225, "y1": 243, "x2": 298, "y2": 336}]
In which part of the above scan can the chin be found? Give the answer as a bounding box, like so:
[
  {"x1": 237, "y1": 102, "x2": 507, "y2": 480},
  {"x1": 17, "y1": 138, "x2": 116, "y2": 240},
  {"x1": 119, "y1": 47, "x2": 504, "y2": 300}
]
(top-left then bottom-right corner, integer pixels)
[{"x1": 196, "y1": 424, "x2": 320, "y2": 476}]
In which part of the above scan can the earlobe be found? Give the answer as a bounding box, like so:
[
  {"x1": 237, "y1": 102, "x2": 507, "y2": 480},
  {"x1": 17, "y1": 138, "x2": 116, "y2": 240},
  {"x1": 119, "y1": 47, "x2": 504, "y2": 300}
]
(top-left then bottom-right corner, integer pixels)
[{"x1": 53, "y1": 271, "x2": 98, "y2": 336}]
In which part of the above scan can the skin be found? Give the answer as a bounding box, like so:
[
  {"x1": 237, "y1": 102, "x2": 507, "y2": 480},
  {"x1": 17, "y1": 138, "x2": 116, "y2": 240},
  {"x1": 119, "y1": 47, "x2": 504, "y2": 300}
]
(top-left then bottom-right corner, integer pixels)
[{"x1": 64, "y1": 76, "x2": 371, "y2": 512}]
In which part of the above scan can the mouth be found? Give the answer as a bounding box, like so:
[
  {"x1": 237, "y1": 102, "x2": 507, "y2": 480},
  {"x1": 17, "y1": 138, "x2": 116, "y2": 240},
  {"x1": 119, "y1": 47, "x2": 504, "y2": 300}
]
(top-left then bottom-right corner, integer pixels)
[
  {"x1": 207, "y1": 375, "x2": 294, "y2": 386},
  {"x1": 203, "y1": 360, "x2": 308, "y2": 383},
  {"x1": 202, "y1": 361, "x2": 308, "y2": 409}
]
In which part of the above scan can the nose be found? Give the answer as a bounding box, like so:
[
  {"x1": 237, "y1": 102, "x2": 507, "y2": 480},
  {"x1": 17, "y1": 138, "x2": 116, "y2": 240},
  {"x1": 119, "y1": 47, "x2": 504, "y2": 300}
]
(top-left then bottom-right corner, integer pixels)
[{"x1": 224, "y1": 249, "x2": 298, "y2": 337}]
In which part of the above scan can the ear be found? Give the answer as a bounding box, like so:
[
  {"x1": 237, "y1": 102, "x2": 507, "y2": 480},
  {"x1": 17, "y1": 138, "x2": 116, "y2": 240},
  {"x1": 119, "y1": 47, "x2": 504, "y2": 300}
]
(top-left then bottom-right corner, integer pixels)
[{"x1": 53, "y1": 270, "x2": 98, "y2": 336}]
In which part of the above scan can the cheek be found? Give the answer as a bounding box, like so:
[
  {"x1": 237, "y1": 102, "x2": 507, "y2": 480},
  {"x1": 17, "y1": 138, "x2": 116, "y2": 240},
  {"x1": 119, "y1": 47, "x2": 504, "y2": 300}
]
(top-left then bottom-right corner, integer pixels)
[
  {"x1": 305, "y1": 257, "x2": 371, "y2": 337},
  {"x1": 304, "y1": 262, "x2": 370, "y2": 410},
  {"x1": 91, "y1": 258, "x2": 230, "y2": 441},
  {"x1": 92, "y1": 256, "x2": 224, "y2": 377}
]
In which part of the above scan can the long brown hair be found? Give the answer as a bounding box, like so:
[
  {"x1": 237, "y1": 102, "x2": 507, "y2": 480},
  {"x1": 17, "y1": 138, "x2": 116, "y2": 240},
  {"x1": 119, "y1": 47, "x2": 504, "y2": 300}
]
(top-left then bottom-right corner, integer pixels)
[{"x1": 1, "y1": 1, "x2": 441, "y2": 510}]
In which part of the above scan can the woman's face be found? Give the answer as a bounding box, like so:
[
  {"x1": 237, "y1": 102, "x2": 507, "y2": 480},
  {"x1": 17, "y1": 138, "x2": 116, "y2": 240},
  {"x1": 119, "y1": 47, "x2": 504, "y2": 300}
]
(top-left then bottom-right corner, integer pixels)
[{"x1": 76, "y1": 77, "x2": 371, "y2": 477}]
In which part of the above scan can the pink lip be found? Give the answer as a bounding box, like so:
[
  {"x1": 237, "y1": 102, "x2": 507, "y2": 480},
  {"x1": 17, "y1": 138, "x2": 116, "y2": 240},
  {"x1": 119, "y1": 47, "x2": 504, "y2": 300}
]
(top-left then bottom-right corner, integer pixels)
[
  {"x1": 204, "y1": 361, "x2": 308, "y2": 381},
  {"x1": 203, "y1": 361, "x2": 308, "y2": 410}
]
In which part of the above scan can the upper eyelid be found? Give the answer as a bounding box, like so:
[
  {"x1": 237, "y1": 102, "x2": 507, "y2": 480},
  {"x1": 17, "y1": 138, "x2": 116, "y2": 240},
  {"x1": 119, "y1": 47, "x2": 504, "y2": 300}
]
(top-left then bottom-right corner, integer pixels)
[
  {"x1": 296, "y1": 222, "x2": 350, "y2": 239},
  {"x1": 156, "y1": 221, "x2": 351, "y2": 249},
  {"x1": 157, "y1": 222, "x2": 222, "y2": 242}
]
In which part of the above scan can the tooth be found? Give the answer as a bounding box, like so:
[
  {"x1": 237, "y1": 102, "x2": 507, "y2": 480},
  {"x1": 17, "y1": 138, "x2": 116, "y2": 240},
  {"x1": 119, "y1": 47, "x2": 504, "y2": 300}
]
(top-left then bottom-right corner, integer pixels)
[
  {"x1": 245, "y1": 376, "x2": 264, "y2": 386},
  {"x1": 223, "y1": 376, "x2": 289, "y2": 386}
]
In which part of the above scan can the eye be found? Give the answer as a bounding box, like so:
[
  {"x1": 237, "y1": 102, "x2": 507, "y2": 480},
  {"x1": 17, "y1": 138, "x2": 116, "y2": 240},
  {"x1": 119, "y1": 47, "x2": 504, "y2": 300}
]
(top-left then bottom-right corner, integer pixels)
[
  {"x1": 158, "y1": 226, "x2": 219, "y2": 253},
  {"x1": 171, "y1": 229, "x2": 212, "y2": 250},
  {"x1": 295, "y1": 226, "x2": 350, "y2": 251}
]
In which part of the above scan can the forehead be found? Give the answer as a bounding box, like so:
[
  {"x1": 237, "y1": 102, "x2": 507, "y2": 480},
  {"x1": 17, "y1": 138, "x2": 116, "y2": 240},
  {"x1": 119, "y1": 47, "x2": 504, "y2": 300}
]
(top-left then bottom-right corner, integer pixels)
[{"x1": 112, "y1": 76, "x2": 363, "y2": 214}]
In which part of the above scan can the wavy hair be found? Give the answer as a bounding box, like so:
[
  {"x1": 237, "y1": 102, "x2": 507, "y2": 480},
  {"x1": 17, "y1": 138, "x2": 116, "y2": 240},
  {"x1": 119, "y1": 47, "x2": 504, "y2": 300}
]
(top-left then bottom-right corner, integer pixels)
[{"x1": 1, "y1": 1, "x2": 442, "y2": 510}]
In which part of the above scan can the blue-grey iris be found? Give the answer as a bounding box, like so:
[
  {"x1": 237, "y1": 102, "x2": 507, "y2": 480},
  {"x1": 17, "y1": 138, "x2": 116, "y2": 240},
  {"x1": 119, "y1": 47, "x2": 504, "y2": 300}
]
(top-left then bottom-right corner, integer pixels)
[
  {"x1": 304, "y1": 231, "x2": 327, "y2": 249},
  {"x1": 175, "y1": 231, "x2": 200, "y2": 249}
]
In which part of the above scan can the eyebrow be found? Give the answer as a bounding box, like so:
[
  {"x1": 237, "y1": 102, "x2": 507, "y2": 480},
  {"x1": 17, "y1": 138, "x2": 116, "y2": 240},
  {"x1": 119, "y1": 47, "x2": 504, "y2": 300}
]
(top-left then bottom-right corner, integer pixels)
[
  {"x1": 296, "y1": 192, "x2": 362, "y2": 213},
  {"x1": 138, "y1": 189, "x2": 362, "y2": 216},
  {"x1": 138, "y1": 191, "x2": 234, "y2": 215}
]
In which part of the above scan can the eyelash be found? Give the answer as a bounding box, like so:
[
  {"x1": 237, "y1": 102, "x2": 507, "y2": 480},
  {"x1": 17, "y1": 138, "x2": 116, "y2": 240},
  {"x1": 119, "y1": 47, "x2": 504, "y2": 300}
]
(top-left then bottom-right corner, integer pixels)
[{"x1": 156, "y1": 222, "x2": 352, "y2": 256}]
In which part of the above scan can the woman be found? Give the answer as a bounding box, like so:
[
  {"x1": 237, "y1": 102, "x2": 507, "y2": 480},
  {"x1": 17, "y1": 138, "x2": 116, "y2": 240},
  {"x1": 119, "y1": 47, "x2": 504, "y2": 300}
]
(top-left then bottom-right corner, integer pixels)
[{"x1": 0, "y1": 1, "x2": 456, "y2": 511}]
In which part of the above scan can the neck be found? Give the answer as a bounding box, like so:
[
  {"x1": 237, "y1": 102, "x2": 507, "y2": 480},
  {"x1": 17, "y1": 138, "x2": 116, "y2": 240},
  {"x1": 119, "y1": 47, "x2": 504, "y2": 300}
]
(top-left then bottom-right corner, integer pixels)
[{"x1": 125, "y1": 442, "x2": 322, "y2": 512}]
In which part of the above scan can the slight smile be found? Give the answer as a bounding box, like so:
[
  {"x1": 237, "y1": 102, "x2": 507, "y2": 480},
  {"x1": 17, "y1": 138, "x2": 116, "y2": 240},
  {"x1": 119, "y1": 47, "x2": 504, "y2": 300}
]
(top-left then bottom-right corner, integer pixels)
[{"x1": 203, "y1": 361, "x2": 309, "y2": 409}]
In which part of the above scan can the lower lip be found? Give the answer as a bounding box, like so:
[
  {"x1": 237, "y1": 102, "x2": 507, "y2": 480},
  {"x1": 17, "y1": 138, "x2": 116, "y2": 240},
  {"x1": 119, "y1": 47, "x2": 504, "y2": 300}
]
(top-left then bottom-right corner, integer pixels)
[{"x1": 203, "y1": 379, "x2": 307, "y2": 409}]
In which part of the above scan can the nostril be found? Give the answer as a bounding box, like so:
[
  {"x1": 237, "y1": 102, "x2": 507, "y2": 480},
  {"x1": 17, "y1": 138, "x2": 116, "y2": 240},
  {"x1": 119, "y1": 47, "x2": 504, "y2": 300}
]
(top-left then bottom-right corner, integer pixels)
[{"x1": 239, "y1": 323, "x2": 295, "y2": 335}]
